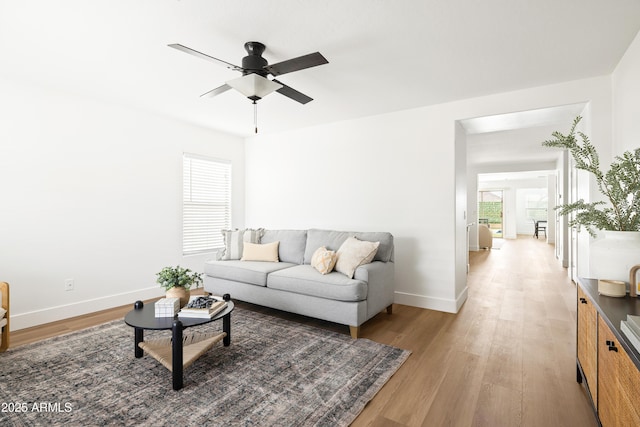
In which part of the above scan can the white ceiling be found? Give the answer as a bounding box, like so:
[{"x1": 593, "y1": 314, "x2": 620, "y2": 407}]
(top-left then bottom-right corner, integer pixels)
[
  {"x1": 478, "y1": 170, "x2": 553, "y2": 183},
  {"x1": 1, "y1": 0, "x2": 639, "y2": 137},
  {"x1": 460, "y1": 104, "x2": 587, "y2": 135},
  {"x1": 463, "y1": 103, "x2": 586, "y2": 167}
]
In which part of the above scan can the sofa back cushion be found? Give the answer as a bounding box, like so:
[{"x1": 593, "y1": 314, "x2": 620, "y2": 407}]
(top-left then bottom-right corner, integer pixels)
[
  {"x1": 261, "y1": 229, "x2": 307, "y2": 264},
  {"x1": 303, "y1": 229, "x2": 394, "y2": 264}
]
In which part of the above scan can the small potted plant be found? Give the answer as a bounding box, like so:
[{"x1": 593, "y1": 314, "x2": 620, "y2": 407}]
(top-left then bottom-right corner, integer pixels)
[{"x1": 156, "y1": 265, "x2": 203, "y2": 307}]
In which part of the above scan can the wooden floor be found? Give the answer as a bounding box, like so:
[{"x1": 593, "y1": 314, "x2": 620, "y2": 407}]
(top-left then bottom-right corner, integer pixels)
[
  {"x1": 354, "y1": 236, "x2": 597, "y2": 427},
  {"x1": 11, "y1": 236, "x2": 597, "y2": 426}
]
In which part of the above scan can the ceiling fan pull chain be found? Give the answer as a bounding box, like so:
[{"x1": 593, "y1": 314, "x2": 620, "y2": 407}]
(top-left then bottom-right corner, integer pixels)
[{"x1": 253, "y1": 100, "x2": 258, "y2": 134}]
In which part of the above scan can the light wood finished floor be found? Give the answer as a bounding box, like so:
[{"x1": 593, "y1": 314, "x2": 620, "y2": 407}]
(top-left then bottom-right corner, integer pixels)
[{"x1": 11, "y1": 236, "x2": 597, "y2": 426}]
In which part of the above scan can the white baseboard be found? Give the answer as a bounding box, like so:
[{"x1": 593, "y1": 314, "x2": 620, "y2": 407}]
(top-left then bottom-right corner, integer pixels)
[
  {"x1": 394, "y1": 290, "x2": 467, "y2": 314},
  {"x1": 15, "y1": 287, "x2": 471, "y2": 330},
  {"x1": 11, "y1": 287, "x2": 165, "y2": 331},
  {"x1": 455, "y1": 287, "x2": 468, "y2": 312}
]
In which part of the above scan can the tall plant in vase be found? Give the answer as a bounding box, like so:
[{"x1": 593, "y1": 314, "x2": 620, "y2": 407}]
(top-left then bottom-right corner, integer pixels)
[{"x1": 542, "y1": 116, "x2": 640, "y2": 290}]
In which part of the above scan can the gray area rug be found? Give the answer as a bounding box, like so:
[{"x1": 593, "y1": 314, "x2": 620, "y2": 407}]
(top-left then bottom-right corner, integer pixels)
[{"x1": 0, "y1": 307, "x2": 410, "y2": 426}]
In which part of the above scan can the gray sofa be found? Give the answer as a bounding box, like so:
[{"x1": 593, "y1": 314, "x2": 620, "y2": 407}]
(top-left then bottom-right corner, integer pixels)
[{"x1": 203, "y1": 229, "x2": 395, "y2": 338}]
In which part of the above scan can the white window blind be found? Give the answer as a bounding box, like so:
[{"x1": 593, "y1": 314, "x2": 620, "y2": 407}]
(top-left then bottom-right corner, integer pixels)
[{"x1": 183, "y1": 154, "x2": 231, "y2": 255}]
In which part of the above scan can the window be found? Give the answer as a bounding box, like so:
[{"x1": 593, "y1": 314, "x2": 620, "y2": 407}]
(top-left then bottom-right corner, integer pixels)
[
  {"x1": 183, "y1": 154, "x2": 231, "y2": 255},
  {"x1": 524, "y1": 190, "x2": 548, "y2": 221}
]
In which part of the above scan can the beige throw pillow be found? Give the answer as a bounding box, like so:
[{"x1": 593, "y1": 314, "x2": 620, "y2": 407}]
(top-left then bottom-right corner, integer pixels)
[
  {"x1": 335, "y1": 237, "x2": 380, "y2": 279},
  {"x1": 241, "y1": 241, "x2": 280, "y2": 262},
  {"x1": 311, "y1": 246, "x2": 338, "y2": 275}
]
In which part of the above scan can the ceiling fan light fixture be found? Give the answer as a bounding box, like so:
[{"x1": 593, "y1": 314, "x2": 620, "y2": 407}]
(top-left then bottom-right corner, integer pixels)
[{"x1": 226, "y1": 74, "x2": 282, "y2": 101}]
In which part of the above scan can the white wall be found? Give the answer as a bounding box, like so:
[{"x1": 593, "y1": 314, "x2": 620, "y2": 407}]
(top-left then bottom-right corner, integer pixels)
[
  {"x1": 245, "y1": 107, "x2": 461, "y2": 312},
  {"x1": 245, "y1": 76, "x2": 613, "y2": 313},
  {"x1": 454, "y1": 122, "x2": 468, "y2": 308},
  {"x1": 546, "y1": 173, "x2": 557, "y2": 244},
  {"x1": 0, "y1": 77, "x2": 245, "y2": 329},
  {"x1": 613, "y1": 30, "x2": 640, "y2": 154}
]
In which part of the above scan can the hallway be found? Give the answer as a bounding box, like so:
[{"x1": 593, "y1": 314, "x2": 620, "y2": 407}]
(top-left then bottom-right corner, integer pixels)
[
  {"x1": 461, "y1": 235, "x2": 597, "y2": 426},
  {"x1": 352, "y1": 235, "x2": 598, "y2": 426}
]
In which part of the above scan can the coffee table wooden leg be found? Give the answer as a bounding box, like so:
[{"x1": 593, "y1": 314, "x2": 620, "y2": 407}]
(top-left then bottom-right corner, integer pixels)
[
  {"x1": 223, "y1": 312, "x2": 231, "y2": 346},
  {"x1": 134, "y1": 327, "x2": 144, "y2": 358},
  {"x1": 172, "y1": 319, "x2": 183, "y2": 391}
]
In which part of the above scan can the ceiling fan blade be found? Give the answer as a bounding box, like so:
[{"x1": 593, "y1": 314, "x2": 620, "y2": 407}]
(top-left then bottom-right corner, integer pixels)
[
  {"x1": 265, "y1": 52, "x2": 328, "y2": 76},
  {"x1": 272, "y1": 79, "x2": 313, "y2": 104},
  {"x1": 200, "y1": 84, "x2": 232, "y2": 98},
  {"x1": 168, "y1": 43, "x2": 244, "y2": 72}
]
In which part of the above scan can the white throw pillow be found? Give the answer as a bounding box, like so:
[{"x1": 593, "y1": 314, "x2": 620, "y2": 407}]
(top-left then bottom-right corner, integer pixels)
[
  {"x1": 335, "y1": 237, "x2": 380, "y2": 279},
  {"x1": 241, "y1": 241, "x2": 280, "y2": 262},
  {"x1": 311, "y1": 246, "x2": 338, "y2": 275},
  {"x1": 0, "y1": 308, "x2": 5, "y2": 318}
]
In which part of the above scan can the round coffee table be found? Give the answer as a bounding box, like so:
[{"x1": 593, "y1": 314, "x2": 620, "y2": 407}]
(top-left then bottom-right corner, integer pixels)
[{"x1": 124, "y1": 298, "x2": 234, "y2": 390}]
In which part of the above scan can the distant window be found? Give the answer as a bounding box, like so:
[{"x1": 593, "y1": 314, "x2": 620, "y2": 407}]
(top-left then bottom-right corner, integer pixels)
[
  {"x1": 525, "y1": 191, "x2": 548, "y2": 221},
  {"x1": 182, "y1": 154, "x2": 231, "y2": 255}
]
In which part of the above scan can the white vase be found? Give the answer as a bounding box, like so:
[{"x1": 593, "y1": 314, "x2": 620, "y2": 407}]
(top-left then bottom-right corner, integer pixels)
[{"x1": 590, "y1": 231, "x2": 640, "y2": 286}]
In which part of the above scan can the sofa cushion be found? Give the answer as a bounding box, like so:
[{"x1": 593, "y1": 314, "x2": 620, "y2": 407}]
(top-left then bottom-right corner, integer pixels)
[
  {"x1": 311, "y1": 246, "x2": 337, "y2": 275},
  {"x1": 303, "y1": 230, "x2": 350, "y2": 264},
  {"x1": 335, "y1": 237, "x2": 380, "y2": 279},
  {"x1": 303, "y1": 229, "x2": 394, "y2": 264},
  {"x1": 241, "y1": 241, "x2": 280, "y2": 262},
  {"x1": 267, "y1": 265, "x2": 368, "y2": 302},
  {"x1": 353, "y1": 231, "x2": 394, "y2": 262},
  {"x1": 261, "y1": 230, "x2": 307, "y2": 264},
  {"x1": 204, "y1": 260, "x2": 295, "y2": 286}
]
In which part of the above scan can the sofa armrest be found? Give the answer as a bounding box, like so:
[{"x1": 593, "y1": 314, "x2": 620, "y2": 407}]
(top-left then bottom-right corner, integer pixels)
[{"x1": 354, "y1": 261, "x2": 395, "y2": 318}]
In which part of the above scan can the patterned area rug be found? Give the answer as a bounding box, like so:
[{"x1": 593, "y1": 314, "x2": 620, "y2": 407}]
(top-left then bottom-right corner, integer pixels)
[{"x1": 0, "y1": 307, "x2": 410, "y2": 426}]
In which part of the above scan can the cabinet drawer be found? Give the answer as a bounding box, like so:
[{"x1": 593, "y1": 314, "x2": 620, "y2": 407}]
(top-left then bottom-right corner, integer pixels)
[
  {"x1": 578, "y1": 286, "x2": 598, "y2": 407},
  {"x1": 598, "y1": 316, "x2": 640, "y2": 426}
]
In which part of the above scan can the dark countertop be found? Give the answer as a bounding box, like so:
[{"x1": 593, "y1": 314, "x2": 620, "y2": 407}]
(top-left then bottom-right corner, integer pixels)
[{"x1": 578, "y1": 277, "x2": 640, "y2": 370}]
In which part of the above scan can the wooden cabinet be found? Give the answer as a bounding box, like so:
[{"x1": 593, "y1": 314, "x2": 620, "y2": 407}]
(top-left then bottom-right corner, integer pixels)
[
  {"x1": 577, "y1": 287, "x2": 598, "y2": 407},
  {"x1": 598, "y1": 316, "x2": 640, "y2": 426},
  {"x1": 577, "y1": 279, "x2": 640, "y2": 426}
]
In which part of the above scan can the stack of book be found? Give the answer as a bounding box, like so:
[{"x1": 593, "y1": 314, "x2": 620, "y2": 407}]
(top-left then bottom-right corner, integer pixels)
[
  {"x1": 178, "y1": 295, "x2": 227, "y2": 319},
  {"x1": 154, "y1": 297, "x2": 180, "y2": 317},
  {"x1": 620, "y1": 314, "x2": 640, "y2": 352}
]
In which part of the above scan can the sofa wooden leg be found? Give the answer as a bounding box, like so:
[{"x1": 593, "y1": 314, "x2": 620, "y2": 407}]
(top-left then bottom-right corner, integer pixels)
[
  {"x1": 386, "y1": 304, "x2": 393, "y2": 315},
  {"x1": 349, "y1": 326, "x2": 360, "y2": 339}
]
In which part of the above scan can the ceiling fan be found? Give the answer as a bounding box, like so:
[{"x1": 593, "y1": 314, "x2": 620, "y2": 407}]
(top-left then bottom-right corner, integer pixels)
[{"x1": 169, "y1": 41, "x2": 328, "y2": 132}]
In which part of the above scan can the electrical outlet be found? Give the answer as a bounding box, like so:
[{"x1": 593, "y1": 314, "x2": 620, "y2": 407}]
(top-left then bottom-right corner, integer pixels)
[{"x1": 64, "y1": 279, "x2": 74, "y2": 291}]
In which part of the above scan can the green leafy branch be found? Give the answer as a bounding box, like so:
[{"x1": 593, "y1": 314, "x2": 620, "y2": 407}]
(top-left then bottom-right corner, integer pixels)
[{"x1": 542, "y1": 116, "x2": 640, "y2": 237}]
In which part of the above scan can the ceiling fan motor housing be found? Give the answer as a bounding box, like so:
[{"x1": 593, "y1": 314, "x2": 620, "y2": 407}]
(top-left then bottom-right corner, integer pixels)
[{"x1": 242, "y1": 41, "x2": 268, "y2": 76}]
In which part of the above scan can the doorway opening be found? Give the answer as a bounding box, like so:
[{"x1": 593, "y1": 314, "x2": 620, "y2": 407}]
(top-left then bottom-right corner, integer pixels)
[{"x1": 478, "y1": 190, "x2": 503, "y2": 238}]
